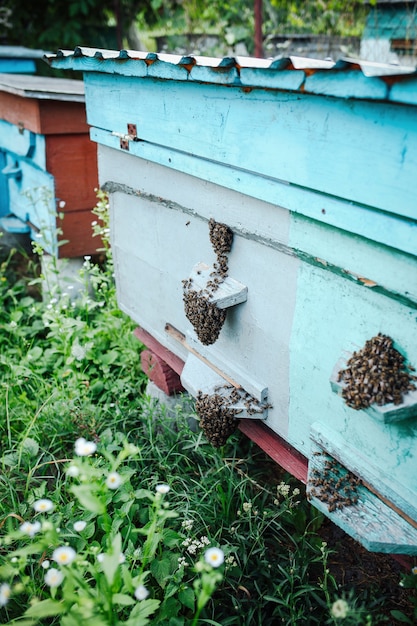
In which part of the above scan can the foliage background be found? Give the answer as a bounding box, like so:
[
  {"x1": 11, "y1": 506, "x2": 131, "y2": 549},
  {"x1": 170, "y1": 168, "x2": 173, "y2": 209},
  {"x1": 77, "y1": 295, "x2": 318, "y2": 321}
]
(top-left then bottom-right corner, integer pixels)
[{"x1": 0, "y1": 0, "x2": 369, "y2": 58}]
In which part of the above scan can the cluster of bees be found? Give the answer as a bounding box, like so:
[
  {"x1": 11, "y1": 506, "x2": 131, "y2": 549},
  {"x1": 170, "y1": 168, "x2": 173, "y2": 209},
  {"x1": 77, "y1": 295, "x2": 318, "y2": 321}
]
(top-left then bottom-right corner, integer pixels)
[
  {"x1": 183, "y1": 285, "x2": 227, "y2": 345},
  {"x1": 195, "y1": 389, "x2": 240, "y2": 447},
  {"x1": 195, "y1": 384, "x2": 265, "y2": 447},
  {"x1": 337, "y1": 333, "x2": 416, "y2": 410},
  {"x1": 183, "y1": 218, "x2": 234, "y2": 346},
  {"x1": 308, "y1": 454, "x2": 361, "y2": 513}
]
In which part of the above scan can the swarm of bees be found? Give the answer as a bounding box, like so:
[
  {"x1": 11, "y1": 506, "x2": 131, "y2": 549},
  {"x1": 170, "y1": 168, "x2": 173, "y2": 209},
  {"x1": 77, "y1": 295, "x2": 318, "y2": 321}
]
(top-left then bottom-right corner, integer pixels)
[
  {"x1": 195, "y1": 385, "x2": 265, "y2": 447},
  {"x1": 183, "y1": 285, "x2": 227, "y2": 345},
  {"x1": 183, "y1": 218, "x2": 234, "y2": 346},
  {"x1": 308, "y1": 454, "x2": 361, "y2": 512},
  {"x1": 195, "y1": 389, "x2": 240, "y2": 447},
  {"x1": 337, "y1": 333, "x2": 417, "y2": 410}
]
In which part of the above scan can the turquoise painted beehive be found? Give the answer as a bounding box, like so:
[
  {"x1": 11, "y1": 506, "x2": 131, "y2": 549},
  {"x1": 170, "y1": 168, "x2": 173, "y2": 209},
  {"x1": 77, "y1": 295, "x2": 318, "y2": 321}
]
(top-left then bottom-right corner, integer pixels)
[
  {"x1": 47, "y1": 48, "x2": 417, "y2": 554},
  {"x1": 0, "y1": 73, "x2": 98, "y2": 257}
]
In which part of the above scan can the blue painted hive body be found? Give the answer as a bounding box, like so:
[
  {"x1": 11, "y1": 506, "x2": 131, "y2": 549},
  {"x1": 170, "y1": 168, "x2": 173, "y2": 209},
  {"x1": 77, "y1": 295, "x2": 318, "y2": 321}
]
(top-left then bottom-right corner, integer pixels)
[
  {"x1": 0, "y1": 46, "x2": 46, "y2": 74},
  {"x1": 47, "y1": 48, "x2": 417, "y2": 554},
  {"x1": 0, "y1": 73, "x2": 98, "y2": 257}
]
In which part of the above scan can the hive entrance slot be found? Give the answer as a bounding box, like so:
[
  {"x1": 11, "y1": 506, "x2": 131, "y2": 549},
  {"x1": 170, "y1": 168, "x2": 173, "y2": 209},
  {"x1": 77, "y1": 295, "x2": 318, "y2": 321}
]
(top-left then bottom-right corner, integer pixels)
[
  {"x1": 188, "y1": 262, "x2": 248, "y2": 309},
  {"x1": 180, "y1": 353, "x2": 269, "y2": 420},
  {"x1": 308, "y1": 423, "x2": 417, "y2": 554}
]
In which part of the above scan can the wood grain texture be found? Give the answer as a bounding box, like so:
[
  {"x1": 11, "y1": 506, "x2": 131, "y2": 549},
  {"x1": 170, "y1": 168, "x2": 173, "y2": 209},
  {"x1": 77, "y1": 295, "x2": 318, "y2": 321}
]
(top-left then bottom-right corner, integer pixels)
[
  {"x1": 85, "y1": 72, "x2": 417, "y2": 221},
  {"x1": 45, "y1": 134, "x2": 98, "y2": 211},
  {"x1": 0, "y1": 91, "x2": 88, "y2": 134}
]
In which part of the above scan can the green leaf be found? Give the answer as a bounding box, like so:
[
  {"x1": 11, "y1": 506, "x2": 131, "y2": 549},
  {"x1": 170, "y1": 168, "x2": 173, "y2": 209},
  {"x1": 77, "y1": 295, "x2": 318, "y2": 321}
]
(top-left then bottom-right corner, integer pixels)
[
  {"x1": 101, "y1": 533, "x2": 122, "y2": 587},
  {"x1": 21, "y1": 437, "x2": 39, "y2": 457},
  {"x1": 61, "y1": 614, "x2": 83, "y2": 626},
  {"x1": 158, "y1": 597, "x2": 180, "y2": 621},
  {"x1": 126, "y1": 598, "x2": 161, "y2": 625},
  {"x1": 162, "y1": 529, "x2": 181, "y2": 548},
  {"x1": 390, "y1": 610, "x2": 413, "y2": 624},
  {"x1": 113, "y1": 593, "x2": 136, "y2": 606},
  {"x1": 25, "y1": 599, "x2": 66, "y2": 619},
  {"x1": 134, "y1": 488, "x2": 154, "y2": 501},
  {"x1": 150, "y1": 557, "x2": 171, "y2": 588},
  {"x1": 27, "y1": 346, "x2": 43, "y2": 361},
  {"x1": 168, "y1": 618, "x2": 185, "y2": 626},
  {"x1": 178, "y1": 587, "x2": 195, "y2": 611},
  {"x1": 70, "y1": 485, "x2": 106, "y2": 515},
  {"x1": 10, "y1": 542, "x2": 44, "y2": 558}
]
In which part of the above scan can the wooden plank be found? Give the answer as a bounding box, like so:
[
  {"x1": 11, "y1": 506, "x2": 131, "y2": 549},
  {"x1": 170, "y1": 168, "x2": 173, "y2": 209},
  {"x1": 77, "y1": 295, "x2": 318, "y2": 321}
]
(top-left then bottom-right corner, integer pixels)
[
  {"x1": 85, "y1": 72, "x2": 417, "y2": 221},
  {"x1": 0, "y1": 91, "x2": 88, "y2": 134},
  {"x1": 187, "y1": 262, "x2": 248, "y2": 309},
  {"x1": 310, "y1": 423, "x2": 417, "y2": 528},
  {"x1": 0, "y1": 215, "x2": 30, "y2": 233},
  {"x1": 93, "y1": 128, "x2": 417, "y2": 259},
  {"x1": 0, "y1": 73, "x2": 85, "y2": 101},
  {"x1": 0, "y1": 90, "x2": 42, "y2": 133},
  {"x1": 238, "y1": 420, "x2": 308, "y2": 484},
  {"x1": 38, "y1": 100, "x2": 89, "y2": 135},
  {"x1": 180, "y1": 353, "x2": 268, "y2": 419},
  {"x1": 165, "y1": 322, "x2": 244, "y2": 391},
  {"x1": 330, "y1": 355, "x2": 417, "y2": 423},
  {"x1": 133, "y1": 326, "x2": 185, "y2": 376},
  {"x1": 56, "y1": 209, "x2": 101, "y2": 258},
  {"x1": 0, "y1": 120, "x2": 40, "y2": 163},
  {"x1": 308, "y1": 431, "x2": 417, "y2": 554},
  {"x1": 45, "y1": 134, "x2": 98, "y2": 211},
  {"x1": 136, "y1": 325, "x2": 305, "y2": 478},
  {"x1": 0, "y1": 60, "x2": 36, "y2": 74}
]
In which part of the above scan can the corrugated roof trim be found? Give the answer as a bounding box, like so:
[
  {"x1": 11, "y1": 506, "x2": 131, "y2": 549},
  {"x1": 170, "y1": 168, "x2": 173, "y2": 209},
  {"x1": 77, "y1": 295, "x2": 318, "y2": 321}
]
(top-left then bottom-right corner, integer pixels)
[
  {"x1": 45, "y1": 47, "x2": 417, "y2": 103},
  {"x1": 47, "y1": 46, "x2": 417, "y2": 75}
]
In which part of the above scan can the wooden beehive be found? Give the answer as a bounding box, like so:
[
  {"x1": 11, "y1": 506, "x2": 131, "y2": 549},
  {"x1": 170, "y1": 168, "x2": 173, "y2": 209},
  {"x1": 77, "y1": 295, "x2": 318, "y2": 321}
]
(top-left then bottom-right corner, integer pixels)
[
  {"x1": 47, "y1": 48, "x2": 417, "y2": 554},
  {"x1": 0, "y1": 45, "x2": 46, "y2": 75},
  {"x1": 0, "y1": 73, "x2": 98, "y2": 257}
]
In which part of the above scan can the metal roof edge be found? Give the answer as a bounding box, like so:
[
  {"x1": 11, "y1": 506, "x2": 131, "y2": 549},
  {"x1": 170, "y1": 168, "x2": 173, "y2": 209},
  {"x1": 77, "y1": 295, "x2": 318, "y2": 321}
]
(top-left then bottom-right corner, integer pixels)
[{"x1": 44, "y1": 47, "x2": 417, "y2": 102}]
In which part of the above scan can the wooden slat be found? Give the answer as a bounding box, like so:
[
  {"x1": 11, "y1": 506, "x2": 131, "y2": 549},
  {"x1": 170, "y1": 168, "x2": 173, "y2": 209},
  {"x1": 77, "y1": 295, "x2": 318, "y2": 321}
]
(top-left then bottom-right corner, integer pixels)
[
  {"x1": 134, "y1": 326, "x2": 185, "y2": 376},
  {"x1": 85, "y1": 72, "x2": 417, "y2": 221},
  {"x1": 238, "y1": 420, "x2": 308, "y2": 484},
  {"x1": 0, "y1": 91, "x2": 88, "y2": 134},
  {"x1": 45, "y1": 134, "x2": 98, "y2": 211},
  {"x1": 56, "y1": 209, "x2": 101, "y2": 258}
]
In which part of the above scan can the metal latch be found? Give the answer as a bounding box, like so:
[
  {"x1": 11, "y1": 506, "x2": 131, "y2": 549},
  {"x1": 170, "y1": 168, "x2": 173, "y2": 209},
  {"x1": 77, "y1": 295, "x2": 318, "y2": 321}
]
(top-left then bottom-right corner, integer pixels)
[{"x1": 112, "y1": 123, "x2": 139, "y2": 151}]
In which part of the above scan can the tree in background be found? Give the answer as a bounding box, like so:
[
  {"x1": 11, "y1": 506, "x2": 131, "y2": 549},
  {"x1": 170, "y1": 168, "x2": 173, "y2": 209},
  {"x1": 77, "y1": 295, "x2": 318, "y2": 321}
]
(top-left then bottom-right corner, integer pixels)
[{"x1": 0, "y1": 0, "x2": 369, "y2": 56}]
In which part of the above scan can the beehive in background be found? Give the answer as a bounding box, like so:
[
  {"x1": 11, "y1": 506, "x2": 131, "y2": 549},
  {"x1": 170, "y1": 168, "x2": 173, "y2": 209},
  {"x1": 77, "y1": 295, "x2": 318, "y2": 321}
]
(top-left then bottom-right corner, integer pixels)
[
  {"x1": 0, "y1": 72, "x2": 98, "y2": 257},
  {"x1": 47, "y1": 48, "x2": 417, "y2": 554}
]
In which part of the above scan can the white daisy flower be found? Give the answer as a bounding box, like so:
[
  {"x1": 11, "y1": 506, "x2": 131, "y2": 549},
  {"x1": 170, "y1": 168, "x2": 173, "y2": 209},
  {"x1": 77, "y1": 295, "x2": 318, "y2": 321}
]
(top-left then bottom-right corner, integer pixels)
[
  {"x1": 155, "y1": 484, "x2": 170, "y2": 494},
  {"x1": 66, "y1": 465, "x2": 80, "y2": 477},
  {"x1": 45, "y1": 568, "x2": 64, "y2": 588},
  {"x1": 73, "y1": 521, "x2": 87, "y2": 532},
  {"x1": 0, "y1": 583, "x2": 11, "y2": 606},
  {"x1": 331, "y1": 599, "x2": 349, "y2": 619},
  {"x1": 52, "y1": 546, "x2": 76, "y2": 566},
  {"x1": 20, "y1": 521, "x2": 42, "y2": 537},
  {"x1": 204, "y1": 547, "x2": 224, "y2": 568},
  {"x1": 33, "y1": 499, "x2": 54, "y2": 513},
  {"x1": 74, "y1": 437, "x2": 97, "y2": 456},
  {"x1": 134, "y1": 585, "x2": 149, "y2": 601},
  {"x1": 106, "y1": 472, "x2": 122, "y2": 490}
]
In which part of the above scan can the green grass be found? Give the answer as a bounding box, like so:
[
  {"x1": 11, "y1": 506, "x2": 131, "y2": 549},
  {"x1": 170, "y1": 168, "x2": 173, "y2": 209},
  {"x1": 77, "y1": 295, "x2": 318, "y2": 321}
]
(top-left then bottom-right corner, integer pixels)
[{"x1": 0, "y1": 201, "x2": 412, "y2": 624}]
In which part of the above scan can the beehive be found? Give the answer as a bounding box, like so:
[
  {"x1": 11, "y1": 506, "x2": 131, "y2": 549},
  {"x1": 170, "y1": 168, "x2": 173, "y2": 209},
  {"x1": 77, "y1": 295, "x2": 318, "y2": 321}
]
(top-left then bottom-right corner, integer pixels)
[
  {"x1": 47, "y1": 48, "x2": 417, "y2": 554},
  {"x1": 0, "y1": 73, "x2": 98, "y2": 257}
]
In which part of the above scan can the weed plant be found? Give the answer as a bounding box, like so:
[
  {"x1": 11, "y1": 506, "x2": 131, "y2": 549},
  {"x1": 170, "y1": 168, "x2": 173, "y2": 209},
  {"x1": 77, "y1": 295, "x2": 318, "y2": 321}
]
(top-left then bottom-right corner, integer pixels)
[{"x1": 0, "y1": 192, "x2": 408, "y2": 624}]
